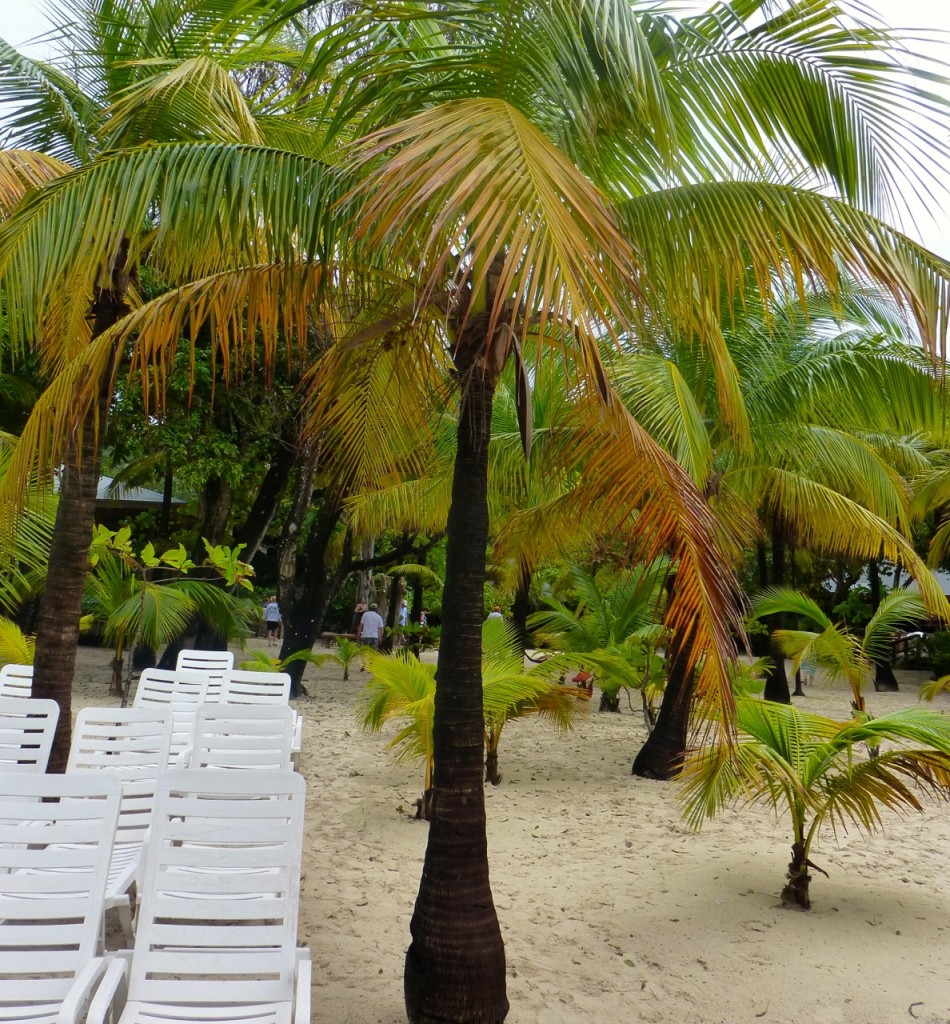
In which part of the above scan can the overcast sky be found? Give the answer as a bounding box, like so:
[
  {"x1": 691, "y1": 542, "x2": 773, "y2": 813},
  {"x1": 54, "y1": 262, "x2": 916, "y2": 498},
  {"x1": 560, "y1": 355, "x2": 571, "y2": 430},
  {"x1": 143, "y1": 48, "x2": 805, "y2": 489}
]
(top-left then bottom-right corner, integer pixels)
[{"x1": 2, "y1": 0, "x2": 950, "y2": 253}]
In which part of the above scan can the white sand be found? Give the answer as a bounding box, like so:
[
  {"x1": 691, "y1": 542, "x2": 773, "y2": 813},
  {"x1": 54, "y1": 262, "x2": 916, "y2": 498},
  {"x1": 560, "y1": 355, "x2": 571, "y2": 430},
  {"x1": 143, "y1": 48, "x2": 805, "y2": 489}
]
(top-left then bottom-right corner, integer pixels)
[{"x1": 71, "y1": 642, "x2": 950, "y2": 1024}]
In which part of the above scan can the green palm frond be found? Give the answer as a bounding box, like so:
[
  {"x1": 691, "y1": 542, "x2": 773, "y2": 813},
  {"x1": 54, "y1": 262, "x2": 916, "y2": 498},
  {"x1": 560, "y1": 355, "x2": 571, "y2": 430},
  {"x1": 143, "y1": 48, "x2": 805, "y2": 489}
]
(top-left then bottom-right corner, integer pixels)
[
  {"x1": 0, "y1": 39, "x2": 96, "y2": 164},
  {"x1": 754, "y1": 587, "x2": 830, "y2": 630},
  {"x1": 683, "y1": 700, "x2": 950, "y2": 845},
  {"x1": 617, "y1": 183, "x2": 950, "y2": 359},
  {"x1": 357, "y1": 650, "x2": 436, "y2": 782},
  {"x1": 175, "y1": 579, "x2": 252, "y2": 644},
  {"x1": 105, "y1": 583, "x2": 196, "y2": 652},
  {"x1": 655, "y1": 1, "x2": 949, "y2": 212},
  {"x1": 530, "y1": 562, "x2": 668, "y2": 654},
  {"x1": 919, "y1": 677, "x2": 950, "y2": 702},
  {"x1": 102, "y1": 54, "x2": 265, "y2": 147},
  {"x1": 610, "y1": 354, "x2": 714, "y2": 486},
  {"x1": 861, "y1": 590, "x2": 928, "y2": 664},
  {"x1": 0, "y1": 616, "x2": 34, "y2": 665}
]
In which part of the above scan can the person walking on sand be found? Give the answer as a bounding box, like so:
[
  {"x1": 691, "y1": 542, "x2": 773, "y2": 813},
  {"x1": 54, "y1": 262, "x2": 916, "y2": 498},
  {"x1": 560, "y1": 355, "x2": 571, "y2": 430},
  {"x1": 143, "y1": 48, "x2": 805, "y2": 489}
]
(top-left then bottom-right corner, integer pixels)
[
  {"x1": 358, "y1": 603, "x2": 385, "y2": 651},
  {"x1": 263, "y1": 595, "x2": 282, "y2": 646},
  {"x1": 486, "y1": 604, "x2": 503, "y2": 622}
]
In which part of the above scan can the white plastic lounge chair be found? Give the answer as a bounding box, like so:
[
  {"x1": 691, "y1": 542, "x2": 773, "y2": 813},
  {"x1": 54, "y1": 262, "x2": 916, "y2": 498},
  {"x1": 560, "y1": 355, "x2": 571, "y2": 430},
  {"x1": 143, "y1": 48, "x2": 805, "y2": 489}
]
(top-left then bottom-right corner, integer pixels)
[
  {"x1": 175, "y1": 649, "x2": 234, "y2": 702},
  {"x1": 221, "y1": 669, "x2": 292, "y2": 704},
  {"x1": 0, "y1": 663, "x2": 33, "y2": 698},
  {"x1": 132, "y1": 669, "x2": 209, "y2": 766},
  {"x1": 0, "y1": 771, "x2": 122, "y2": 1024},
  {"x1": 67, "y1": 707, "x2": 174, "y2": 943},
  {"x1": 0, "y1": 696, "x2": 59, "y2": 772},
  {"x1": 86, "y1": 769, "x2": 311, "y2": 1024},
  {"x1": 221, "y1": 669, "x2": 302, "y2": 756},
  {"x1": 181, "y1": 703, "x2": 295, "y2": 771}
]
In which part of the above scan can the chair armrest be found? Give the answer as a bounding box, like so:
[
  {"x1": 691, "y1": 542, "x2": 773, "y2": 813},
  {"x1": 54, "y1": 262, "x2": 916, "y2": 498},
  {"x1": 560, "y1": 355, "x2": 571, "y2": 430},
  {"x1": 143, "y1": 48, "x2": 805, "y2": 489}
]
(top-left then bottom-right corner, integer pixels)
[
  {"x1": 175, "y1": 746, "x2": 193, "y2": 768},
  {"x1": 83, "y1": 953, "x2": 130, "y2": 1024},
  {"x1": 294, "y1": 948, "x2": 312, "y2": 1024},
  {"x1": 56, "y1": 956, "x2": 110, "y2": 1024}
]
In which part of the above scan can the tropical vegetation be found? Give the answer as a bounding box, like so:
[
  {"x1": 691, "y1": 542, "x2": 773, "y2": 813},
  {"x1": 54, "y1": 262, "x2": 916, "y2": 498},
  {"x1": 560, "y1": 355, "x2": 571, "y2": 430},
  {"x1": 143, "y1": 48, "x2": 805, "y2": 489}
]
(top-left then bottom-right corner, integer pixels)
[
  {"x1": 681, "y1": 699, "x2": 950, "y2": 909},
  {"x1": 2, "y1": 0, "x2": 950, "y2": 1020}
]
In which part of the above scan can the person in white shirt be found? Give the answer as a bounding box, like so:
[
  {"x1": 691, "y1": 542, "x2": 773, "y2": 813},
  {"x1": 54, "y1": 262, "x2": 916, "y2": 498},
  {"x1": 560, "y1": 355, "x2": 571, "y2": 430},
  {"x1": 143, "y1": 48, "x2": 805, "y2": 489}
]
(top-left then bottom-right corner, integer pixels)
[
  {"x1": 486, "y1": 604, "x2": 503, "y2": 622},
  {"x1": 358, "y1": 603, "x2": 386, "y2": 649},
  {"x1": 263, "y1": 596, "x2": 281, "y2": 646}
]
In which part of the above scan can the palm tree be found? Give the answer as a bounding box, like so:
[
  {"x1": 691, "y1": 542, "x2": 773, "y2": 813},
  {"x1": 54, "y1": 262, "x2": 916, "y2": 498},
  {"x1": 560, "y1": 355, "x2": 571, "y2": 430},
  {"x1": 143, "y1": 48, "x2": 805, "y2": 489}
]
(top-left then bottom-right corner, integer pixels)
[
  {"x1": 754, "y1": 586, "x2": 929, "y2": 714},
  {"x1": 680, "y1": 698, "x2": 950, "y2": 909},
  {"x1": 3, "y1": 2, "x2": 950, "y2": 1019},
  {"x1": 0, "y1": 431, "x2": 54, "y2": 615},
  {"x1": 529, "y1": 561, "x2": 668, "y2": 712},
  {"x1": 621, "y1": 287, "x2": 950, "y2": 777},
  {"x1": 0, "y1": 0, "x2": 310, "y2": 768},
  {"x1": 359, "y1": 624, "x2": 589, "y2": 810},
  {"x1": 84, "y1": 546, "x2": 252, "y2": 696}
]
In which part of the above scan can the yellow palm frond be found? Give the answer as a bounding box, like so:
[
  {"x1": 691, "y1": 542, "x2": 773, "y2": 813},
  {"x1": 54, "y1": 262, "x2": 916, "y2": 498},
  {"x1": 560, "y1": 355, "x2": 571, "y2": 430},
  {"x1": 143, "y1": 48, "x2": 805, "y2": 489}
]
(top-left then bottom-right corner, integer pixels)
[{"x1": 0, "y1": 149, "x2": 71, "y2": 215}]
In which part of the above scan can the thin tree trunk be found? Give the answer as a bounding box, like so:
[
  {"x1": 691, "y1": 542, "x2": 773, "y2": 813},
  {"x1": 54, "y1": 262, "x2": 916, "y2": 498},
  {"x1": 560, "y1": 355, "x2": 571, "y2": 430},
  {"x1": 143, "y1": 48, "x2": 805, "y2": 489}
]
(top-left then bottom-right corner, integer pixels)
[
  {"x1": 31, "y1": 248, "x2": 129, "y2": 770},
  {"x1": 404, "y1": 365, "x2": 508, "y2": 1024},
  {"x1": 511, "y1": 566, "x2": 531, "y2": 654},
  {"x1": 159, "y1": 454, "x2": 174, "y2": 538},
  {"x1": 279, "y1": 499, "x2": 345, "y2": 697},
  {"x1": 868, "y1": 559, "x2": 899, "y2": 691},
  {"x1": 631, "y1": 625, "x2": 695, "y2": 780},
  {"x1": 762, "y1": 520, "x2": 791, "y2": 704},
  {"x1": 380, "y1": 574, "x2": 401, "y2": 653},
  {"x1": 792, "y1": 667, "x2": 805, "y2": 697},
  {"x1": 781, "y1": 840, "x2": 812, "y2": 910},
  {"x1": 231, "y1": 440, "x2": 296, "y2": 563}
]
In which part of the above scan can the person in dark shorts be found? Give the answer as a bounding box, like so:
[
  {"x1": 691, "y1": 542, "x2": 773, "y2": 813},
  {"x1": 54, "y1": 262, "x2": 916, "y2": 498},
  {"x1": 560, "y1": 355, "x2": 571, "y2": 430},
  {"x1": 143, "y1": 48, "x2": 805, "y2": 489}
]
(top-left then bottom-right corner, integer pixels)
[
  {"x1": 358, "y1": 603, "x2": 385, "y2": 649},
  {"x1": 263, "y1": 595, "x2": 282, "y2": 646}
]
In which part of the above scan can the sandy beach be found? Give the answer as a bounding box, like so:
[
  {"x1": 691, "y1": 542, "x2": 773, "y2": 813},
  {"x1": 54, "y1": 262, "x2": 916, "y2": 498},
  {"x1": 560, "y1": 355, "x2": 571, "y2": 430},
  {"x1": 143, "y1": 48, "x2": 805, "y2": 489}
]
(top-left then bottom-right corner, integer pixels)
[{"x1": 71, "y1": 641, "x2": 950, "y2": 1024}]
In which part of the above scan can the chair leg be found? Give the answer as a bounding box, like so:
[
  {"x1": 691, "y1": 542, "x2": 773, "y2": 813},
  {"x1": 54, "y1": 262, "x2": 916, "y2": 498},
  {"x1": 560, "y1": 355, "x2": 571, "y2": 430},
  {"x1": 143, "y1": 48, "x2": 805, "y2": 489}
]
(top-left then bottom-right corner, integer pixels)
[{"x1": 116, "y1": 895, "x2": 135, "y2": 946}]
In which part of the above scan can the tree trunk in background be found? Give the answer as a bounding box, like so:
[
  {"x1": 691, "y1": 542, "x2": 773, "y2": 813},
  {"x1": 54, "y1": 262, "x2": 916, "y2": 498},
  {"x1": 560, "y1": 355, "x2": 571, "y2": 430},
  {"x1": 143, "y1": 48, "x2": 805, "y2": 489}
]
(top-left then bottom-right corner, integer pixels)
[
  {"x1": 159, "y1": 454, "x2": 174, "y2": 538},
  {"x1": 381, "y1": 574, "x2": 401, "y2": 653},
  {"x1": 792, "y1": 667, "x2": 805, "y2": 697},
  {"x1": 196, "y1": 474, "x2": 233, "y2": 548},
  {"x1": 511, "y1": 566, "x2": 531, "y2": 654},
  {"x1": 868, "y1": 558, "x2": 900, "y2": 691},
  {"x1": 279, "y1": 499, "x2": 345, "y2": 697},
  {"x1": 31, "y1": 248, "x2": 129, "y2": 771},
  {"x1": 232, "y1": 440, "x2": 296, "y2": 563},
  {"x1": 410, "y1": 569, "x2": 424, "y2": 626},
  {"x1": 631, "y1": 624, "x2": 696, "y2": 780},
  {"x1": 762, "y1": 522, "x2": 791, "y2": 704},
  {"x1": 404, "y1": 365, "x2": 508, "y2": 1024}
]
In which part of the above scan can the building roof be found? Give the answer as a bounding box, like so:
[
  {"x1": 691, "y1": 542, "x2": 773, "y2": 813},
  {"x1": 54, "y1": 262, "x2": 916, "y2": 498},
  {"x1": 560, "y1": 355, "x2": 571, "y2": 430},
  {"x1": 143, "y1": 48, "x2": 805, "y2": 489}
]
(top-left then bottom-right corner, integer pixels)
[{"x1": 96, "y1": 476, "x2": 185, "y2": 511}]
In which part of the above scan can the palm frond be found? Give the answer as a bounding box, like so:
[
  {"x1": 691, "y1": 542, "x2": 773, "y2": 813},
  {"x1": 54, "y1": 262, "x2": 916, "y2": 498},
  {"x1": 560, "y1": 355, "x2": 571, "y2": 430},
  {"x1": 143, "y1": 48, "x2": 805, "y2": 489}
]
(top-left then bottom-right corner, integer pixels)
[{"x1": 0, "y1": 616, "x2": 34, "y2": 665}]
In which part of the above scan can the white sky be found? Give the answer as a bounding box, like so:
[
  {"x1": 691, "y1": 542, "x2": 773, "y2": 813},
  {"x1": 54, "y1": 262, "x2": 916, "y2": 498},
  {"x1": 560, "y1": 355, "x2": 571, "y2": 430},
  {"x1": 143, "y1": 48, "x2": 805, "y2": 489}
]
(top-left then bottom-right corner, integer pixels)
[{"x1": 2, "y1": 0, "x2": 950, "y2": 253}]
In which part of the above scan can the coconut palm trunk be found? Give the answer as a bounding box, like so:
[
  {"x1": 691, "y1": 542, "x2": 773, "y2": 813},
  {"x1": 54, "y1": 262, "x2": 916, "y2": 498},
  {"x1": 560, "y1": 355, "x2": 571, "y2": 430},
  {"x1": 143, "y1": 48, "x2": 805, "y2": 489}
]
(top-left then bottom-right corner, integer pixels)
[
  {"x1": 30, "y1": 411, "x2": 102, "y2": 770},
  {"x1": 31, "y1": 256, "x2": 128, "y2": 769},
  {"x1": 404, "y1": 363, "x2": 508, "y2": 1024},
  {"x1": 631, "y1": 623, "x2": 695, "y2": 779}
]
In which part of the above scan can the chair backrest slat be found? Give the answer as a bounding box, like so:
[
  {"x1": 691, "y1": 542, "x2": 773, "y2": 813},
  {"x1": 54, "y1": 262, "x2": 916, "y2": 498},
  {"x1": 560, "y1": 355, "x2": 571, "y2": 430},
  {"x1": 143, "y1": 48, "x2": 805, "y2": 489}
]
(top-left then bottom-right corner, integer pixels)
[
  {"x1": 0, "y1": 696, "x2": 59, "y2": 772},
  {"x1": 221, "y1": 669, "x2": 291, "y2": 705},
  {"x1": 129, "y1": 769, "x2": 305, "y2": 1005},
  {"x1": 68, "y1": 707, "x2": 174, "y2": 846},
  {"x1": 0, "y1": 663, "x2": 33, "y2": 699},
  {"x1": 187, "y1": 704, "x2": 294, "y2": 771},
  {"x1": 0, "y1": 772, "x2": 121, "y2": 1002},
  {"x1": 176, "y1": 650, "x2": 234, "y2": 703},
  {"x1": 133, "y1": 670, "x2": 209, "y2": 765}
]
